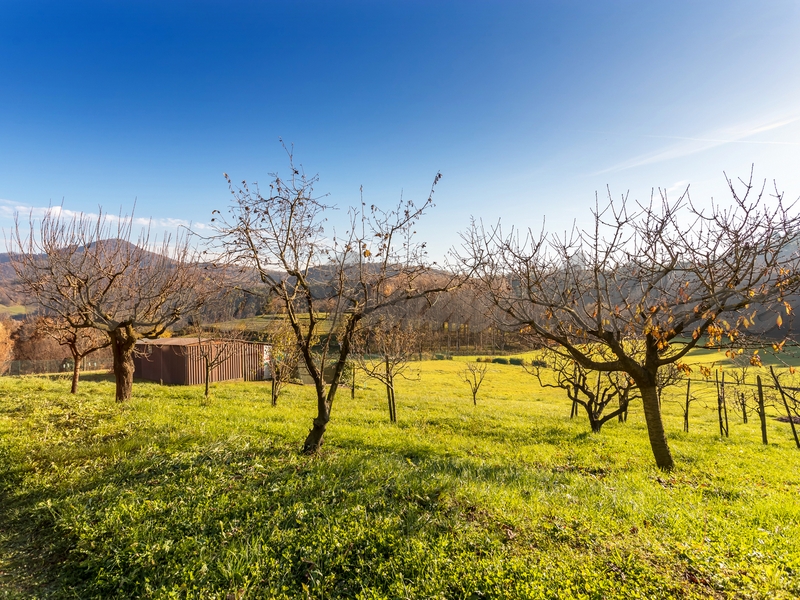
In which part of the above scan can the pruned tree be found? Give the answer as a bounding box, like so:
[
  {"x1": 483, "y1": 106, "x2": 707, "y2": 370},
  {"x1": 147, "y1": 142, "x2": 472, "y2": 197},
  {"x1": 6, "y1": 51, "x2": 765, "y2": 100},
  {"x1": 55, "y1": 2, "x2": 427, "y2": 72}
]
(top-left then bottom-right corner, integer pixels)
[
  {"x1": 462, "y1": 361, "x2": 488, "y2": 406},
  {"x1": 9, "y1": 208, "x2": 206, "y2": 401},
  {"x1": 353, "y1": 318, "x2": 419, "y2": 422},
  {"x1": 36, "y1": 316, "x2": 110, "y2": 393},
  {"x1": 727, "y1": 357, "x2": 755, "y2": 424},
  {"x1": 531, "y1": 350, "x2": 634, "y2": 432},
  {"x1": 263, "y1": 316, "x2": 302, "y2": 406},
  {"x1": 212, "y1": 147, "x2": 459, "y2": 451},
  {"x1": 459, "y1": 171, "x2": 800, "y2": 469}
]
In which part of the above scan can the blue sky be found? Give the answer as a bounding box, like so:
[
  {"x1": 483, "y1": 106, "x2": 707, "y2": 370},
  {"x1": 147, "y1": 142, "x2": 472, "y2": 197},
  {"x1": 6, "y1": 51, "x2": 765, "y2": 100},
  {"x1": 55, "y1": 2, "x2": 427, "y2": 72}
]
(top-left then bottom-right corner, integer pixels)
[{"x1": 2, "y1": 0, "x2": 800, "y2": 258}]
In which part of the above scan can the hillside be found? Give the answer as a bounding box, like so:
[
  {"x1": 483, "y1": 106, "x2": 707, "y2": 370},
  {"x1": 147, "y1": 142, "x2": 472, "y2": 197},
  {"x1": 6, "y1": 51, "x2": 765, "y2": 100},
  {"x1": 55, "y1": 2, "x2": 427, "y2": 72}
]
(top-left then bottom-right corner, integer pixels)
[{"x1": 0, "y1": 356, "x2": 798, "y2": 598}]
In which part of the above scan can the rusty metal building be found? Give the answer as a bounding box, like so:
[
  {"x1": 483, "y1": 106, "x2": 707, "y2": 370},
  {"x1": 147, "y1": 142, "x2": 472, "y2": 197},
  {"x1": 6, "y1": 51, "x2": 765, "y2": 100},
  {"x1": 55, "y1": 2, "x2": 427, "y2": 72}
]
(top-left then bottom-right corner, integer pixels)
[{"x1": 133, "y1": 338, "x2": 271, "y2": 385}]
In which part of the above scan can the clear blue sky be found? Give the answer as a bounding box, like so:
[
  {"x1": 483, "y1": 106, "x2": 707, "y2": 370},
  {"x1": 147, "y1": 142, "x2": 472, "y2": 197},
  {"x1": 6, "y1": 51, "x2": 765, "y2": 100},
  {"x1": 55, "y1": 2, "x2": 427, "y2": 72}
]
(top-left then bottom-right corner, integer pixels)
[{"x1": 2, "y1": 1, "x2": 800, "y2": 258}]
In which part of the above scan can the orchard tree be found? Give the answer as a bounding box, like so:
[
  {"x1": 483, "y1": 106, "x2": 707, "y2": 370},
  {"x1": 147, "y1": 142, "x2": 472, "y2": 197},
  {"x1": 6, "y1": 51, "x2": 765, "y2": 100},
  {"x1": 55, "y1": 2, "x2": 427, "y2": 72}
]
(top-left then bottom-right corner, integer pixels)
[
  {"x1": 36, "y1": 316, "x2": 110, "y2": 393},
  {"x1": 462, "y1": 361, "x2": 488, "y2": 406},
  {"x1": 212, "y1": 146, "x2": 459, "y2": 452},
  {"x1": 9, "y1": 209, "x2": 206, "y2": 401},
  {"x1": 264, "y1": 316, "x2": 302, "y2": 407},
  {"x1": 530, "y1": 350, "x2": 633, "y2": 432},
  {"x1": 459, "y1": 172, "x2": 800, "y2": 470},
  {"x1": 353, "y1": 318, "x2": 420, "y2": 423}
]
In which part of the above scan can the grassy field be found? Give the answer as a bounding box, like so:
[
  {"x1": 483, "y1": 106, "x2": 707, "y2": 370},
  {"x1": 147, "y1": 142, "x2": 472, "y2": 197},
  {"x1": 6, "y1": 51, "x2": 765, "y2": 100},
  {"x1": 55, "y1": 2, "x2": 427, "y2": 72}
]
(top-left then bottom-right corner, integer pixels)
[
  {"x1": 0, "y1": 305, "x2": 30, "y2": 318},
  {"x1": 1, "y1": 354, "x2": 799, "y2": 599}
]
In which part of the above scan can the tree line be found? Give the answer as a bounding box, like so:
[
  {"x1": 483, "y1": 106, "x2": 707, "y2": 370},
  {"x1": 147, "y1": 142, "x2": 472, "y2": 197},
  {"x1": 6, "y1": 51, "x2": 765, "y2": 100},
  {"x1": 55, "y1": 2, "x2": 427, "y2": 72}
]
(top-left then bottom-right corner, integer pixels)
[{"x1": 8, "y1": 151, "x2": 800, "y2": 470}]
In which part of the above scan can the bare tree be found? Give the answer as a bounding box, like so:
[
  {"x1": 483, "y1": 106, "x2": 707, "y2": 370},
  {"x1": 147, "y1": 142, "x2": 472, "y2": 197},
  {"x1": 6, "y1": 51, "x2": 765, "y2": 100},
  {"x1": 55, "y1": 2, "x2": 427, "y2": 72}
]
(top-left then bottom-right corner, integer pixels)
[
  {"x1": 9, "y1": 208, "x2": 206, "y2": 402},
  {"x1": 353, "y1": 318, "x2": 419, "y2": 422},
  {"x1": 36, "y1": 316, "x2": 110, "y2": 393},
  {"x1": 263, "y1": 316, "x2": 302, "y2": 406},
  {"x1": 462, "y1": 362, "x2": 488, "y2": 406},
  {"x1": 531, "y1": 350, "x2": 633, "y2": 433},
  {"x1": 191, "y1": 326, "x2": 248, "y2": 401},
  {"x1": 212, "y1": 147, "x2": 459, "y2": 451},
  {"x1": 460, "y1": 172, "x2": 800, "y2": 469}
]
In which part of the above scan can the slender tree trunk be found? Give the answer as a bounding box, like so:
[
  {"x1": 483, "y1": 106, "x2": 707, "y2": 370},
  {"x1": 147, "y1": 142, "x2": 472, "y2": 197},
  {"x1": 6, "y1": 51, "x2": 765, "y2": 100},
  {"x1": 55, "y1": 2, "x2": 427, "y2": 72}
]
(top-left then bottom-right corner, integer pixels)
[
  {"x1": 204, "y1": 357, "x2": 210, "y2": 399},
  {"x1": 640, "y1": 384, "x2": 674, "y2": 470},
  {"x1": 271, "y1": 376, "x2": 280, "y2": 406},
  {"x1": 741, "y1": 393, "x2": 748, "y2": 424},
  {"x1": 473, "y1": 389, "x2": 477, "y2": 406},
  {"x1": 757, "y1": 375, "x2": 768, "y2": 445},
  {"x1": 386, "y1": 382, "x2": 394, "y2": 422},
  {"x1": 110, "y1": 327, "x2": 136, "y2": 402}
]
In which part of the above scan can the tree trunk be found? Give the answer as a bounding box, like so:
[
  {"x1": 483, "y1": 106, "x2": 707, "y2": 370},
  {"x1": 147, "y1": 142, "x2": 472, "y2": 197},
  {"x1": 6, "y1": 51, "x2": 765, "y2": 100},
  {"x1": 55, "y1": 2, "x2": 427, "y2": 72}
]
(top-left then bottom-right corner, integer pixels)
[
  {"x1": 386, "y1": 382, "x2": 394, "y2": 422},
  {"x1": 110, "y1": 327, "x2": 137, "y2": 402},
  {"x1": 640, "y1": 384, "x2": 674, "y2": 470},
  {"x1": 741, "y1": 393, "x2": 748, "y2": 424},
  {"x1": 757, "y1": 375, "x2": 768, "y2": 445},
  {"x1": 71, "y1": 359, "x2": 80, "y2": 394},
  {"x1": 272, "y1": 376, "x2": 280, "y2": 407},
  {"x1": 303, "y1": 414, "x2": 329, "y2": 453}
]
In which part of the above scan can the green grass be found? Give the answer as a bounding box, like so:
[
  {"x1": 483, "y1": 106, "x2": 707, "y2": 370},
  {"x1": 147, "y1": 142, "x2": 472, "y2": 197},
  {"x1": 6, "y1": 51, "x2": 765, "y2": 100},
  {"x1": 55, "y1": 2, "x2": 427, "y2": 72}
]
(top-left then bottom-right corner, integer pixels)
[
  {"x1": 1, "y1": 358, "x2": 799, "y2": 599},
  {"x1": 0, "y1": 304, "x2": 30, "y2": 317}
]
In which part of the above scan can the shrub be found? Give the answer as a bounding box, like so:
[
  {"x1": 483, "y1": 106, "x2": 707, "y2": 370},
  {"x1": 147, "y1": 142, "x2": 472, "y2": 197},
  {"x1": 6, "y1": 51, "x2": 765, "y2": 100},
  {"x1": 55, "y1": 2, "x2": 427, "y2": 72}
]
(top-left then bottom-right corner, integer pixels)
[
  {"x1": 509, "y1": 357, "x2": 524, "y2": 366},
  {"x1": 492, "y1": 357, "x2": 509, "y2": 365},
  {"x1": 530, "y1": 359, "x2": 548, "y2": 368},
  {"x1": 434, "y1": 354, "x2": 445, "y2": 360}
]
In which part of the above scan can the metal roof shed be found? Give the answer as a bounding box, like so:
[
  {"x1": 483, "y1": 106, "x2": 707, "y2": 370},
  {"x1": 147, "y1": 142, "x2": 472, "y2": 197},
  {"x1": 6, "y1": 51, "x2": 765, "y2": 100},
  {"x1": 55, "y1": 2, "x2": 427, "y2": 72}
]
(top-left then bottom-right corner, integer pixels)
[{"x1": 133, "y1": 338, "x2": 271, "y2": 385}]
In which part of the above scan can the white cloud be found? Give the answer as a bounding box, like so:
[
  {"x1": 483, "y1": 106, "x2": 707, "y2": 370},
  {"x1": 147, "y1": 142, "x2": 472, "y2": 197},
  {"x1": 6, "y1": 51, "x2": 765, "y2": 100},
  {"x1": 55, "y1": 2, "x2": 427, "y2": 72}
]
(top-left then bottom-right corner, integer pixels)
[{"x1": 0, "y1": 200, "x2": 210, "y2": 232}]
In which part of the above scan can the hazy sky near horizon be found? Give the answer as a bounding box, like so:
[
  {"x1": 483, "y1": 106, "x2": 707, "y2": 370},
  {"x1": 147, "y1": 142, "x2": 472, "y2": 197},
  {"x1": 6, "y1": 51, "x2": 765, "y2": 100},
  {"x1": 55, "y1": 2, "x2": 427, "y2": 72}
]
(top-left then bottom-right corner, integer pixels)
[{"x1": 2, "y1": 1, "x2": 800, "y2": 258}]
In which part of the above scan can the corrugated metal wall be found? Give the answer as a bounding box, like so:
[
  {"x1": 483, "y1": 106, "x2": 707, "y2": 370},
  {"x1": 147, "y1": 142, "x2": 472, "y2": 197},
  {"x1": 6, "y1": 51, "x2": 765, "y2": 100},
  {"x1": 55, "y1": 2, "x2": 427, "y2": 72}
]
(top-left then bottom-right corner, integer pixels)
[{"x1": 135, "y1": 341, "x2": 271, "y2": 385}]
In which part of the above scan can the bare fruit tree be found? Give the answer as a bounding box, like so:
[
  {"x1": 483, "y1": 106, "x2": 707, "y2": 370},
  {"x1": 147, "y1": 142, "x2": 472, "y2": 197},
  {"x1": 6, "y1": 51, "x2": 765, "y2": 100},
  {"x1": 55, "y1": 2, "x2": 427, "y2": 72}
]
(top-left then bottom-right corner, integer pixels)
[
  {"x1": 462, "y1": 362, "x2": 488, "y2": 406},
  {"x1": 353, "y1": 318, "x2": 420, "y2": 423},
  {"x1": 212, "y1": 147, "x2": 459, "y2": 451},
  {"x1": 530, "y1": 351, "x2": 633, "y2": 433},
  {"x1": 9, "y1": 209, "x2": 206, "y2": 402},
  {"x1": 263, "y1": 316, "x2": 302, "y2": 407},
  {"x1": 459, "y1": 172, "x2": 800, "y2": 470},
  {"x1": 36, "y1": 316, "x2": 110, "y2": 393}
]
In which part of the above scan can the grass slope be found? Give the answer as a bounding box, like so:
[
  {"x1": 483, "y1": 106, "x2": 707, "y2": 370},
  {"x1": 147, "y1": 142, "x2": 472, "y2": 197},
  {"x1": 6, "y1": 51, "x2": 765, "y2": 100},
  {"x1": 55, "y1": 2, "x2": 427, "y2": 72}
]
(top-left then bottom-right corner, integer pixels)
[{"x1": 0, "y1": 358, "x2": 799, "y2": 599}]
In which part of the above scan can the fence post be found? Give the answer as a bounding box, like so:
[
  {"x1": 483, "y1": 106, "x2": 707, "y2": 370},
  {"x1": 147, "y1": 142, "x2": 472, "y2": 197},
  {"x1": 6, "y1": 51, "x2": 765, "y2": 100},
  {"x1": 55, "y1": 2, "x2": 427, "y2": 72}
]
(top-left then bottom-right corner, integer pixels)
[
  {"x1": 757, "y1": 375, "x2": 768, "y2": 445},
  {"x1": 770, "y1": 366, "x2": 800, "y2": 449}
]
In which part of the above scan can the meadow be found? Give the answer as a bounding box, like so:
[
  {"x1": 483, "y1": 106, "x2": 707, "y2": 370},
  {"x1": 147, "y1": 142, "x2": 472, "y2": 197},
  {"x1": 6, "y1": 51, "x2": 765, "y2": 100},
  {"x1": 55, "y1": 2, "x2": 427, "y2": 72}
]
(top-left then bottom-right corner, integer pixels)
[{"x1": 1, "y1": 353, "x2": 799, "y2": 599}]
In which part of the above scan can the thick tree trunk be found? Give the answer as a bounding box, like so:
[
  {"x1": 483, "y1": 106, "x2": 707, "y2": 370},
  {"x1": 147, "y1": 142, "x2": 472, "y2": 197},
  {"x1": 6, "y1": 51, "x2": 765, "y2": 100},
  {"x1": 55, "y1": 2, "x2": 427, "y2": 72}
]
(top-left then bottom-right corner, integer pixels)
[
  {"x1": 71, "y1": 358, "x2": 80, "y2": 394},
  {"x1": 303, "y1": 414, "x2": 329, "y2": 453},
  {"x1": 640, "y1": 384, "x2": 674, "y2": 470},
  {"x1": 110, "y1": 327, "x2": 137, "y2": 402}
]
